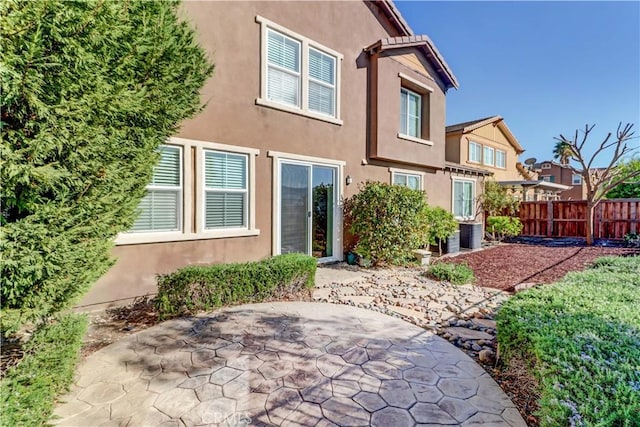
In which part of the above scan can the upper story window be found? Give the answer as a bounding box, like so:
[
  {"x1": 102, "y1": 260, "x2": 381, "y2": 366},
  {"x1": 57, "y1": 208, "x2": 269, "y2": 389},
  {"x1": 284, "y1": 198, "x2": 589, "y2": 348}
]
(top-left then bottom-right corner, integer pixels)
[
  {"x1": 130, "y1": 145, "x2": 182, "y2": 233},
  {"x1": 400, "y1": 88, "x2": 421, "y2": 138},
  {"x1": 469, "y1": 141, "x2": 482, "y2": 163},
  {"x1": 266, "y1": 30, "x2": 301, "y2": 107},
  {"x1": 308, "y1": 48, "x2": 336, "y2": 116},
  {"x1": 392, "y1": 171, "x2": 422, "y2": 190},
  {"x1": 257, "y1": 16, "x2": 343, "y2": 125},
  {"x1": 496, "y1": 149, "x2": 506, "y2": 168},
  {"x1": 483, "y1": 146, "x2": 495, "y2": 167},
  {"x1": 572, "y1": 174, "x2": 582, "y2": 185}
]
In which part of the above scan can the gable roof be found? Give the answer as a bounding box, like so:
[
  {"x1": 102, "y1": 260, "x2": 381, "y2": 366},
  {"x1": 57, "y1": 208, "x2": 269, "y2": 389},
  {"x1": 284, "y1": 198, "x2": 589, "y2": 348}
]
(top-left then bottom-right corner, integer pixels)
[
  {"x1": 446, "y1": 115, "x2": 525, "y2": 154},
  {"x1": 366, "y1": 36, "x2": 459, "y2": 90},
  {"x1": 366, "y1": 1, "x2": 459, "y2": 90}
]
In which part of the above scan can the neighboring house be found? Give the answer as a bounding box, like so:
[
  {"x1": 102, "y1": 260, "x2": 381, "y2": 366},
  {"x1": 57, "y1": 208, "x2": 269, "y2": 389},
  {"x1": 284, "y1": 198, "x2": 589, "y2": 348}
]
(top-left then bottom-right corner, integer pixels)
[
  {"x1": 79, "y1": 0, "x2": 490, "y2": 308},
  {"x1": 534, "y1": 161, "x2": 600, "y2": 200},
  {"x1": 446, "y1": 116, "x2": 568, "y2": 201}
]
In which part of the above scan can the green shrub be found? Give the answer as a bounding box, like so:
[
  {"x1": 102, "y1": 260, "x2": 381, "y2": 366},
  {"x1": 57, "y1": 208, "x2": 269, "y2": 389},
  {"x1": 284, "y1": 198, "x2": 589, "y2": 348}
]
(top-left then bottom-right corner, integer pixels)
[
  {"x1": 486, "y1": 216, "x2": 523, "y2": 242},
  {"x1": 481, "y1": 180, "x2": 520, "y2": 216},
  {"x1": 345, "y1": 181, "x2": 428, "y2": 265},
  {"x1": 423, "y1": 206, "x2": 458, "y2": 256},
  {"x1": 0, "y1": 314, "x2": 87, "y2": 426},
  {"x1": 1, "y1": 0, "x2": 213, "y2": 334},
  {"x1": 497, "y1": 256, "x2": 640, "y2": 426},
  {"x1": 156, "y1": 254, "x2": 317, "y2": 318},
  {"x1": 426, "y1": 262, "x2": 474, "y2": 285}
]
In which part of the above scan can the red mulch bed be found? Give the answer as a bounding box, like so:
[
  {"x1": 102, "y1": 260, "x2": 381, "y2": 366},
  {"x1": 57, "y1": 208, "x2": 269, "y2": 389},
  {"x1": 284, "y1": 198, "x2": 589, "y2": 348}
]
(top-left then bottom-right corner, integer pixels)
[{"x1": 443, "y1": 244, "x2": 639, "y2": 291}]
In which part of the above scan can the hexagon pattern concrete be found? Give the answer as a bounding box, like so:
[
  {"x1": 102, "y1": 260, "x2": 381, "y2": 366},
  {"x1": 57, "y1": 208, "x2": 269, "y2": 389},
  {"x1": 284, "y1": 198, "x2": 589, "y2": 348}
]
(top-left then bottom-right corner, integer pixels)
[{"x1": 53, "y1": 302, "x2": 525, "y2": 426}]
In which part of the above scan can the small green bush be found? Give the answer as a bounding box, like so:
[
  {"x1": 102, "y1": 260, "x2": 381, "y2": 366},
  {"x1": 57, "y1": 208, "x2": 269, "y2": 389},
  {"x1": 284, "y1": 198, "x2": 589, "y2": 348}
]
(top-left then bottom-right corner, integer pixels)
[
  {"x1": 486, "y1": 216, "x2": 523, "y2": 242},
  {"x1": 0, "y1": 314, "x2": 87, "y2": 426},
  {"x1": 423, "y1": 206, "x2": 458, "y2": 255},
  {"x1": 156, "y1": 254, "x2": 317, "y2": 318},
  {"x1": 426, "y1": 262, "x2": 474, "y2": 285},
  {"x1": 345, "y1": 181, "x2": 428, "y2": 265},
  {"x1": 497, "y1": 255, "x2": 640, "y2": 426}
]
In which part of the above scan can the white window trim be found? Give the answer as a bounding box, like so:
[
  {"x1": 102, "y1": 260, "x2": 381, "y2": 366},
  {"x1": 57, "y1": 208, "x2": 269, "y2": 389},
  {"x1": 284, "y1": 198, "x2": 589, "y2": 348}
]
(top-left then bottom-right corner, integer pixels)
[
  {"x1": 389, "y1": 167, "x2": 425, "y2": 190},
  {"x1": 397, "y1": 133, "x2": 434, "y2": 146},
  {"x1": 496, "y1": 149, "x2": 507, "y2": 169},
  {"x1": 256, "y1": 15, "x2": 343, "y2": 126},
  {"x1": 468, "y1": 141, "x2": 482, "y2": 164},
  {"x1": 400, "y1": 87, "x2": 422, "y2": 139},
  {"x1": 451, "y1": 177, "x2": 476, "y2": 221},
  {"x1": 267, "y1": 150, "x2": 344, "y2": 262},
  {"x1": 202, "y1": 150, "x2": 250, "y2": 231},
  {"x1": 128, "y1": 144, "x2": 184, "y2": 235},
  {"x1": 483, "y1": 146, "x2": 495, "y2": 167},
  {"x1": 116, "y1": 137, "x2": 260, "y2": 245},
  {"x1": 572, "y1": 174, "x2": 582, "y2": 185},
  {"x1": 398, "y1": 72, "x2": 434, "y2": 93}
]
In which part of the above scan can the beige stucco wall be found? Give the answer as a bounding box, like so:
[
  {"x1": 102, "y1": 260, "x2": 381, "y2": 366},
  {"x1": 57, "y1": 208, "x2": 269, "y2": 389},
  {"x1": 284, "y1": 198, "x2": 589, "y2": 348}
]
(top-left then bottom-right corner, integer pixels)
[
  {"x1": 447, "y1": 123, "x2": 523, "y2": 182},
  {"x1": 78, "y1": 1, "x2": 458, "y2": 309}
]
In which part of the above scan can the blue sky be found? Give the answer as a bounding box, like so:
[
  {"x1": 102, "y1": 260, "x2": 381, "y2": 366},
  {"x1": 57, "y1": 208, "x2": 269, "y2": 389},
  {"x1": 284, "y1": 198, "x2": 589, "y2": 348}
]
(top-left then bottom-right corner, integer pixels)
[{"x1": 395, "y1": 1, "x2": 640, "y2": 167}]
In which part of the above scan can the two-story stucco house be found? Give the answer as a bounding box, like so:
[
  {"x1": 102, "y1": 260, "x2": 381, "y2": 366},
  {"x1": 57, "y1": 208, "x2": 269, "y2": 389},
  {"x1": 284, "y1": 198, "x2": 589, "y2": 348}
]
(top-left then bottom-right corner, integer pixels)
[
  {"x1": 446, "y1": 116, "x2": 568, "y2": 203},
  {"x1": 535, "y1": 161, "x2": 588, "y2": 200},
  {"x1": 79, "y1": 0, "x2": 490, "y2": 309}
]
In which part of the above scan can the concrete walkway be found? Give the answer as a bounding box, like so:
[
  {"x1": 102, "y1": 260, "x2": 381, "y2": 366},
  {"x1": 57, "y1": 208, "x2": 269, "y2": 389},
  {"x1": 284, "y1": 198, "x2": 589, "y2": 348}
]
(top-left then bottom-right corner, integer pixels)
[{"x1": 54, "y1": 302, "x2": 525, "y2": 426}]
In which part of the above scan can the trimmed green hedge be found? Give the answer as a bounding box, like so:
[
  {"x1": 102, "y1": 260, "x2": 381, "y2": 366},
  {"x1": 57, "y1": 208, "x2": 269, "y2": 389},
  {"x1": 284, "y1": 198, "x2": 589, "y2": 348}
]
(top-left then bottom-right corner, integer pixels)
[
  {"x1": 496, "y1": 256, "x2": 640, "y2": 426},
  {"x1": 0, "y1": 314, "x2": 87, "y2": 426},
  {"x1": 156, "y1": 253, "x2": 317, "y2": 318}
]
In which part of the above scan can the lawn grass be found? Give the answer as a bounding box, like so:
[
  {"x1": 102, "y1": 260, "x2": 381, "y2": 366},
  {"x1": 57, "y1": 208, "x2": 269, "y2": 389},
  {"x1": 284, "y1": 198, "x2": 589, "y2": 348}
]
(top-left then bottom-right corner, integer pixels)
[
  {"x1": 1, "y1": 314, "x2": 87, "y2": 426},
  {"x1": 496, "y1": 256, "x2": 640, "y2": 426}
]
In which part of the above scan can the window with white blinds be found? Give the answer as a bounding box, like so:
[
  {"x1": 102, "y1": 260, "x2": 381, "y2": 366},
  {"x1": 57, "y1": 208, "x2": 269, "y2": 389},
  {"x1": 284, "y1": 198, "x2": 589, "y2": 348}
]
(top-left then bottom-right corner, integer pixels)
[
  {"x1": 453, "y1": 180, "x2": 474, "y2": 219},
  {"x1": 204, "y1": 150, "x2": 248, "y2": 229},
  {"x1": 260, "y1": 18, "x2": 341, "y2": 122},
  {"x1": 267, "y1": 29, "x2": 301, "y2": 107},
  {"x1": 308, "y1": 48, "x2": 335, "y2": 116},
  {"x1": 392, "y1": 172, "x2": 422, "y2": 190},
  {"x1": 130, "y1": 145, "x2": 182, "y2": 232}
]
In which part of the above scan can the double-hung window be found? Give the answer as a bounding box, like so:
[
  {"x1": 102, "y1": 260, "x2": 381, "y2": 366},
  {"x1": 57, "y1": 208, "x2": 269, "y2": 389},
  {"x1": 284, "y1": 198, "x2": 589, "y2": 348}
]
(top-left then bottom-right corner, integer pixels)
[
  {"x1": 483, "y1": 146, "x2": 495, "y2": 166},
  {"x1": 400, "y1": 88, "x2": 421, "y2": 138},
  {"x1": 469, "y1": 141, "x2": 482, "y2": 163},
  {"x1": 121, "y1": 138, "x2": 259, "y2": 245},
  {"x1": 392, "y1": 172, "x2": 422, "y2": 190},
  {"x1": 453, "y1": 180, "x2": 474, "y2": 219},
  {"x1": 308, "y1": 48, "x2": 336, "y2": 116},
  {"x1": 266, "y1": 30, "x2": 301, "y2": 108},
  {"x1": 496, "y1": 150, "x2": 506, "y2": 168},
  {"x1": 259, "y1": 17, "x2": 342, "y2": 123},
  {"x1": 130, "y1": 145, "x2": 182, "y2": 233},
  {"x1": 204, "y1": 150, "x2": 248, "y2": 229}
]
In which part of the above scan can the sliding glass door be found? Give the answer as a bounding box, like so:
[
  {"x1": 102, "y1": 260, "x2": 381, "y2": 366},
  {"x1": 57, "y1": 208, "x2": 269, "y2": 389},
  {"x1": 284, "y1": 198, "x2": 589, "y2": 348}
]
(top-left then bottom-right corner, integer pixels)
[{"x1": 280, "y1": 161, "x2": 337, "y2": 260}]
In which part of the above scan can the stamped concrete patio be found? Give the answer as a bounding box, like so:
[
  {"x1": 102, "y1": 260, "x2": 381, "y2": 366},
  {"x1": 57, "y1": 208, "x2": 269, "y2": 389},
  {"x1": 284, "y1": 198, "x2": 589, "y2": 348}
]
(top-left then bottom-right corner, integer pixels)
[{"x1": 54, "y1": 302, "x2": 525, "y2": 426}]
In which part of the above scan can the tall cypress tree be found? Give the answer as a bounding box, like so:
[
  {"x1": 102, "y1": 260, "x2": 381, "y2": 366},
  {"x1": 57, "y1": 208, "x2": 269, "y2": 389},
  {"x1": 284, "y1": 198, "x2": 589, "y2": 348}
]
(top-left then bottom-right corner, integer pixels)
[{"x1": 0, "y1": 0, "x2": 213, "y2": 333}]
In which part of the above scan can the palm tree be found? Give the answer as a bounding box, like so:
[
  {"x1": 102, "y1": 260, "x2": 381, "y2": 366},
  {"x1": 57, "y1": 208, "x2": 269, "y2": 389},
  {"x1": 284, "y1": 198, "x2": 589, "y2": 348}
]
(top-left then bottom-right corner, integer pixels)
[{"x1": 553, "y1": 141, "x2": 574, "y2": 164}]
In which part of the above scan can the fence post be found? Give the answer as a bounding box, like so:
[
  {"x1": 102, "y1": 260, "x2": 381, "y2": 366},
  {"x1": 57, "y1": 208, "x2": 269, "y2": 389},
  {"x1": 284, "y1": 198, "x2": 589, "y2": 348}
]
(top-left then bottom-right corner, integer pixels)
[{"x1": 547, "y1": 200, "x2": 553, "y2": 237}]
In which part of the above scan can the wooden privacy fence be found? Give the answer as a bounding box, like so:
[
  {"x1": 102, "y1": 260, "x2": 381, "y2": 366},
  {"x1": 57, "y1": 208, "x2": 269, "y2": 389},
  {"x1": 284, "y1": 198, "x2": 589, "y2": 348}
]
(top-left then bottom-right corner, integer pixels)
[{"x1": 517, "y1": 199, "x2": 640, "y2": 239}]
